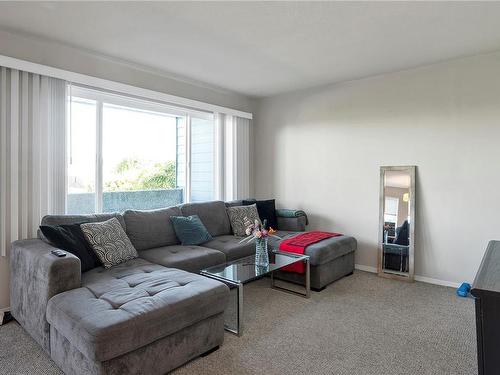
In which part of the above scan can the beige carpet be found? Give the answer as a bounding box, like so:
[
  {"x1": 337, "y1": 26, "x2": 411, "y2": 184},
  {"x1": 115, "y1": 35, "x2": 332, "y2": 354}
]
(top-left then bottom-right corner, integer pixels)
[{"x1": 0, "y1": 271, "x2": 477, "y2": 375}]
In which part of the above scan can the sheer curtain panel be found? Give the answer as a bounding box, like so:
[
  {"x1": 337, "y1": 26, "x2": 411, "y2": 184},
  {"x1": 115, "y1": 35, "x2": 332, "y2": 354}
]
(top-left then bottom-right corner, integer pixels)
[
  {"x1": 234, "y1": 116, "x2": 251, "y2": 200},
  {"x1": 0, "y1": 67, "x2": 66, "y2": 256},
  {"x1": 222, "y1": 115, "x2": 251, "y2": 201}
]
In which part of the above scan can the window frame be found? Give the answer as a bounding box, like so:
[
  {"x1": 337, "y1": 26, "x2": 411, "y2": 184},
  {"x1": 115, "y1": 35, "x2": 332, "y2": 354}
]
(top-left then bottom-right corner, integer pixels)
[
  {"x1": 67, "y1": 85, "x2": 219, "y2": 213},
  {"x1": 384, "y1": 196, "x2": 399, "y2": 225}
]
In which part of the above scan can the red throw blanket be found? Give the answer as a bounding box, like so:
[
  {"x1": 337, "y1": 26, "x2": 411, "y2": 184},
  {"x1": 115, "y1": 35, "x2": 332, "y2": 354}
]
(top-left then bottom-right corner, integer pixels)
[{"x1": 279, "y1": 231, "x2": 343, "y2": 273}]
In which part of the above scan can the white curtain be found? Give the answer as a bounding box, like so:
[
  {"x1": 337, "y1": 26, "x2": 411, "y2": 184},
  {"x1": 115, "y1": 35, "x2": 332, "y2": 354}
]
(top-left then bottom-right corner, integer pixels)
[
  {"x1": 0, "y1": 67, "x2": 66, "y2": 256},
  {"x1": 234, "y1": 116, "x2": 251, "y2": 199},
  {"x1": 221, "y1": 115, "x2": 251, "y2": 201}
]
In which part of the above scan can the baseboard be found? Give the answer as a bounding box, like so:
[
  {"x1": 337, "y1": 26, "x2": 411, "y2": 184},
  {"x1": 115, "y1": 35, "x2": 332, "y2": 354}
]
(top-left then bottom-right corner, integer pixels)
[
  {"x1": 414, "y1": 275, "x2": 460, "y2": 288},
  {"x1": 354, "y1": 264, "x2": 460, "y2": 288},
  {"x1": 354, "y1": 264, "x2": 378, "y2": 273}
]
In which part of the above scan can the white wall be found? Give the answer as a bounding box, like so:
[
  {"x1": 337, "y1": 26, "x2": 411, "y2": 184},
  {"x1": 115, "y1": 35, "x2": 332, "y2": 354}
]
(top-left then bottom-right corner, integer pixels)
[
  {"x1": 254, "y1": 51, "x2": 500, "y2": 285},
  {"x1": 0, "y1": 30, "x2": 255, "y2": 311}
]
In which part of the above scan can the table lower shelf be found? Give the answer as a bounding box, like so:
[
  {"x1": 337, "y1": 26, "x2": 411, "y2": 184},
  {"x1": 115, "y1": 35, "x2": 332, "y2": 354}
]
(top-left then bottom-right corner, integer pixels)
[{"x1": 201, "y1": 257, "x2": 310, "y2": 336}]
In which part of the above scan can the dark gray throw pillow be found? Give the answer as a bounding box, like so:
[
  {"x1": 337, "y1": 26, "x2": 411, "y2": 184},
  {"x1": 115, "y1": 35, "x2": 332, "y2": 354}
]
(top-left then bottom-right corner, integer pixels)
[
  {"x1": 81, "y1": 217, "x2": 138, "y2": 269},
  {"x1": 170, "y1": 215, "x2": 213, "y2": 246},
  {"x1": 39, "y1": 223, "x2": 102, "y2": 272},
  {"x1": 243, "y1": 199, "x2": 278, "y2": 230}
]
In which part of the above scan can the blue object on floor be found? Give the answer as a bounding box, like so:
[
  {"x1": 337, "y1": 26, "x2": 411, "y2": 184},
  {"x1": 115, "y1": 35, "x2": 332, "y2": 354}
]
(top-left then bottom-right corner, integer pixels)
[{"x1": 456, "y1": 282, "x2": 471, "y2": 297}]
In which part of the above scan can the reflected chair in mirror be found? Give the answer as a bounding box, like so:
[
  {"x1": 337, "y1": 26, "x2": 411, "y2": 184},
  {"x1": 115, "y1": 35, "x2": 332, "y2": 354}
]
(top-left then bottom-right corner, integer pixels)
[{"x1": 382, "y1": 220, "x2": 409, "y2": 273}]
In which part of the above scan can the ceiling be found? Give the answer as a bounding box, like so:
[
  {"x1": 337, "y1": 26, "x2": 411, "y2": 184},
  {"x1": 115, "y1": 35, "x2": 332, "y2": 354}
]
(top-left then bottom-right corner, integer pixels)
[{"x1": 1, "y1": 2, "x2": 500, "y2": 97}]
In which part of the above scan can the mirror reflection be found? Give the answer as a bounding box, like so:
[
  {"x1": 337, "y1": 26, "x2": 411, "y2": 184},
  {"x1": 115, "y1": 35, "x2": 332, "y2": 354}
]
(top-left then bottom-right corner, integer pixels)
[{"x1": 379, "y1": 167, "x2": 415, "y2": 280}]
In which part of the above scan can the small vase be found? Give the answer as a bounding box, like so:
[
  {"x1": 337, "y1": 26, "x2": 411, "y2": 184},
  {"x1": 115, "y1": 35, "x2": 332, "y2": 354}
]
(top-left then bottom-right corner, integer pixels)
[{"x1": 255, "y1": 237, "x2": 269, "y2": 267}]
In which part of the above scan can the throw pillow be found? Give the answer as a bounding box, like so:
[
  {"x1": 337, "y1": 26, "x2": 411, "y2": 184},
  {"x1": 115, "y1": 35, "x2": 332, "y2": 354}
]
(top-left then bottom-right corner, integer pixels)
[
  {"x1": 227, "y1": 204, "x2": 261, "y2": 237},
  {"x1": 243, "y1": 199, "x2": 278, "y2": 230},
  {"x1": 81, "y1": 217, "x2": 138, "y2": 269},
  {"x1": 170, "y1": 215, "x2": 213, "y2": 246},
  {"x1": 39, "y1": 223, "x2": 102, "y2": 272}
]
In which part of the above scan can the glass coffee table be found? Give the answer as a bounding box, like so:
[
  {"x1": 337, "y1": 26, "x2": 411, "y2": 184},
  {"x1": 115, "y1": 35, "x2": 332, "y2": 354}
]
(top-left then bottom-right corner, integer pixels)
[{"x1": 200, "y1": 251, "x2": 310, "y2": 336}]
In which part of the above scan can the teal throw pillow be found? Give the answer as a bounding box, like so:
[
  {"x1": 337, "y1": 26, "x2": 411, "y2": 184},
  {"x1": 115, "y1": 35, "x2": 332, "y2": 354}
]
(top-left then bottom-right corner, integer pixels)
[{"x1": 170, "y1": 215, "x2": 213, "y2": 246}]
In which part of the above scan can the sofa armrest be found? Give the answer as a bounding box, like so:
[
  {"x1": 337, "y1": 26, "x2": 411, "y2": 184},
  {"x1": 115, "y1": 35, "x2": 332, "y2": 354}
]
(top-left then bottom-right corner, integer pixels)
[
  {"x1": 276, "y1": 209, "x2": 308, "y2": 232},
  {"x1": 277, "y1": 215, "x2": 308, "y2": 232},
  {"x1": 10, "y1": 239, "x2": 81, "y2": 353}
]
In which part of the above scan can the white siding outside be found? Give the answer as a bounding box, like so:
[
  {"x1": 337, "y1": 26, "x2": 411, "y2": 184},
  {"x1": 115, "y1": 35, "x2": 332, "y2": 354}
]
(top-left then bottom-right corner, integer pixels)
[
  {"x1": 190, "y1": 117, "x2": 215, "y2": 202},
  {"x1": 176, "y1": 116, "x2": 215, "y2": 202},
  {"x1": 176, "y1": 118, "x2": 186, "y2": 202}
]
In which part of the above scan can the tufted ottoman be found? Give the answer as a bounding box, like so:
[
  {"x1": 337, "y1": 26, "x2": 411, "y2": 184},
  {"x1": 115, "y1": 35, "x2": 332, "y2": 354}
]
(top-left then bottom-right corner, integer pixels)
[
  {"x1": 46, "y1": 258, "x2": 229, "y2": 375},
  {"x1": 271, "y1": 233, "x2": 357, "y2": 290}
]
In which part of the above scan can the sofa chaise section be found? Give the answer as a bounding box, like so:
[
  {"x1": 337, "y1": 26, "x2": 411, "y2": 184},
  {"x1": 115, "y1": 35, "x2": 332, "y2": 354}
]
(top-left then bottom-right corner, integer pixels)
[
  {"x1": 11, "y1": 211, "x2": 231, "y2": 375},
  {"x1": 46, "y1": 258, "x2": 229, "y2": 375}
]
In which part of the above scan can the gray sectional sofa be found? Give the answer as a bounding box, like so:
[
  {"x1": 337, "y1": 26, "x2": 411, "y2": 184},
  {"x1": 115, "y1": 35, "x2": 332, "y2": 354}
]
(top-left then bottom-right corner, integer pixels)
[{"x1": 10, "y1": 200, "x2": 356, "y2": 375}]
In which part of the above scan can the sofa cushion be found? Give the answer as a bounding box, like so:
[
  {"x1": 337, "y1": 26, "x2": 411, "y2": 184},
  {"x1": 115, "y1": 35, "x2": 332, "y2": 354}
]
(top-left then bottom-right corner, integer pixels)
[
  {"x1": 40, "y1": 213, "x2": 125, "y2": 230},
  {"x1": 302, "y1": 235, "x2": 357, "y2": 266},
  {"x1": 139, "y1": 245, "x2": 225, "y2": 273},
  {"x1": 46, "y1": 258, "x2": 229, "y2": 362},
  {"x1": 203, "y1": 235, "x2": 255, "y2": 262},
  {"x1": 123, "y1": 206, "x2": 181, "y2": 250},
  {"x1": 170, "y1": 215, "x2": 213, "y2": 246},
  {"x1": 81, "y1": 218, "x2": 138, "y2": 269},
  {"x1": 39, "y1": 213, "x2": 125, "y2": 242},
  {"x1": 180, "y1": 201, "x2": 231, "y2": 236},
  {"x1": 224, "y1": 200, "x2": 244, "y2": 208}
]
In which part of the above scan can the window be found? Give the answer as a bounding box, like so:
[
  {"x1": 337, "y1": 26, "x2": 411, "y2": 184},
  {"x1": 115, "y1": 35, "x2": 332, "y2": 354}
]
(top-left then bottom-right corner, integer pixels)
[
  {"x1": 67, "y1": 86, "x2": 217, "y2": 214},
  {"x1": 384, "y1": 196, "x2": 399, "y2": 225},
  {"x1": 67, "y1": 97, "x2": 97, "y2": 213}
]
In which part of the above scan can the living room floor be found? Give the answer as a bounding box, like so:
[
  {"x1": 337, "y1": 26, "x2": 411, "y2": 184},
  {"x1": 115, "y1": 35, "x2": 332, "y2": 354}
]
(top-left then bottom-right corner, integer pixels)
[{"x1": 0, "y1": 271, "x2": 476, "y2": 375}]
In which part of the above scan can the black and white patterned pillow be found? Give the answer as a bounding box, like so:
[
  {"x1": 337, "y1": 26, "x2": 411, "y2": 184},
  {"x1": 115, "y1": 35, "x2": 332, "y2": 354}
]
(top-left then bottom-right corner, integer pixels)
[
  {"x1": 81, "y1": 217, "x2": 138, "y2": 269},
  {"x1": 226, "y1": 204, "x2": 261, "y2": 237}
]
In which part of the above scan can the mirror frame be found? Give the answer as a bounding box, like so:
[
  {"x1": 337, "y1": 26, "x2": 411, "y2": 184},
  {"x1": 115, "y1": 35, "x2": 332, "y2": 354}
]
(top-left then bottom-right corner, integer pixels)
[{"x1": 377, "y1": 165, "x2": 416, "y2": 282}]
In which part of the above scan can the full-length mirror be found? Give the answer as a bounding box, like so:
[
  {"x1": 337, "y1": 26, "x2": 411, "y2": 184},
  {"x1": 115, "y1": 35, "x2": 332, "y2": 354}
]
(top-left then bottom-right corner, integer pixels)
[{"x1": 378, "y1": 166, "x2": 416, "y2": 281}]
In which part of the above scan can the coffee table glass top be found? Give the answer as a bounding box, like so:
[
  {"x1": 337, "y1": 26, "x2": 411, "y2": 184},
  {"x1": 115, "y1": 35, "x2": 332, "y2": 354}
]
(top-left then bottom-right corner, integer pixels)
[{"x1": 200, "y1": 251, "x2": 309, "y2": 284}]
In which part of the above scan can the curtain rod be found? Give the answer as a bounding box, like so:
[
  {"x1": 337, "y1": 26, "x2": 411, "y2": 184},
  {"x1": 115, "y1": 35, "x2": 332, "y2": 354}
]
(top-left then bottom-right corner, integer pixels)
[{"x1": 0, "y1": 54, "x2": 253, "y2": 120}]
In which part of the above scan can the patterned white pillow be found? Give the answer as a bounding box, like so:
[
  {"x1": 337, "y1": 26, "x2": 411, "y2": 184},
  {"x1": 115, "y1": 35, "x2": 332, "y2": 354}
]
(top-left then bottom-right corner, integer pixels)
[
  {"x1": 81, "y1": 217, "x2": 138, "y2": 269},
  {"x1": 226, "y1": 204, "x2": 261, "y2": 237}
]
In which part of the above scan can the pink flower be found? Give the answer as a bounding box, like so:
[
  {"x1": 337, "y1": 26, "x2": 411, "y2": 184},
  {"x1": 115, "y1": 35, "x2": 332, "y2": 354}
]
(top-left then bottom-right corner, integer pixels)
[
  {"x1": 255, "y1": 230, "x2": 262, "y2": 238},
  {"x1": 262, "y1": 229, "x2": 268, "y2": 237}
]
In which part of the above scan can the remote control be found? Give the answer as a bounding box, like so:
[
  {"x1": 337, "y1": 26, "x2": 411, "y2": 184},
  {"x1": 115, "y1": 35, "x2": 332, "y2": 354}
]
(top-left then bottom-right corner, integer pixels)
[{"x1": 51, "y1": 249, "x2": 67, "y2": 257}]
